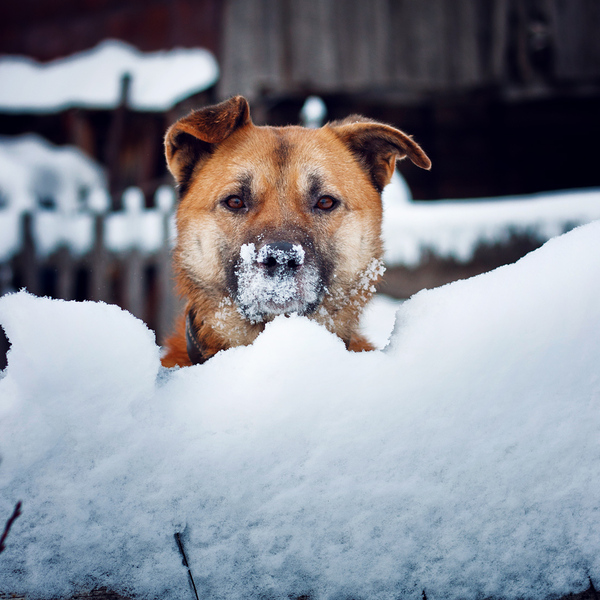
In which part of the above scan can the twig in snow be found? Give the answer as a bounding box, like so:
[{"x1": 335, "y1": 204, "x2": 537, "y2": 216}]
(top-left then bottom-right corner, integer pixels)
[
  {"x1": 175, "y1": 531, "x2": 200, "y2": 600},
  {"x1": 589, "y1": 577, "x2": 599, "y2": 600},
  {"x1": 0, "y1": 501, "x2": 22, "y2": 554}
]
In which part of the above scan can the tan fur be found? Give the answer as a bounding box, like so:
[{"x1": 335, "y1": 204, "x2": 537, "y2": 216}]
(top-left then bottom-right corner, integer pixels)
[{"x1": 161, "y1": 97, "x2": 430, "y2": 367}]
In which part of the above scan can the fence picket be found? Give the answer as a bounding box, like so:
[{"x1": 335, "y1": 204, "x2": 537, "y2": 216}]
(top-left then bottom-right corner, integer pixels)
[{"x1": 0, "y1": 188, "x2": 178, "y2": 352}]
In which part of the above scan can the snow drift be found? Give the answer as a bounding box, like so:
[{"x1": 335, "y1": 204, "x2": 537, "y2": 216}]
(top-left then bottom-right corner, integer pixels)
[{"x1": 0, "y1": 221, "x2": 599, "y2": 600}]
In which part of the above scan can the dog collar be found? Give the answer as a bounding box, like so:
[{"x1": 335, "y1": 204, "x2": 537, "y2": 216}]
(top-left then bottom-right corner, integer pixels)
[{"x1": 185, "y1": 308, "x2": 208, "y2": 365}]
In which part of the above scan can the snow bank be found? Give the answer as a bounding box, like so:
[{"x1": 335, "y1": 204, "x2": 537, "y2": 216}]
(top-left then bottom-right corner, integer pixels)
[
  {"x1": 382, "y1": 173, "x2": 600, "y2": 266},
  {"x1": 1, "y1": 221, "x2": 600, "y2": 600},
  {"x1": 0, "y1": 40, "x2": 219, "y2": 113}
]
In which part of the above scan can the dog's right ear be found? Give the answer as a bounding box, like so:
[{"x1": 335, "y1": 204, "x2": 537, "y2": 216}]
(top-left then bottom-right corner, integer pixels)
[{"x1": 165, "y1": 96, "x2": 252, "y2": 194}]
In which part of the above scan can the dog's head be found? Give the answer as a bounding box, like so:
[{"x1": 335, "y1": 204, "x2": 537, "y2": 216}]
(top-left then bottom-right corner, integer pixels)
[{"x1": 165, "y1": 96, "x2": 430, "y2": 326}]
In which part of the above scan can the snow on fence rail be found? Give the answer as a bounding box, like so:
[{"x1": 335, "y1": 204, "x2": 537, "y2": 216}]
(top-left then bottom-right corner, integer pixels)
[{"x1": 0, "y1": 185, "x2": 178, "y2": 343}]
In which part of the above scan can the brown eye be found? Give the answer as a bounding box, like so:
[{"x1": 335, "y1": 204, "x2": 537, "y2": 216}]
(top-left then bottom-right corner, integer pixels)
[
  {"x1": 224, "y1": 196, "x2": 245, "y2": 211},
  {"x1": 315, "y1": 196, "x2": 336, "y2": 211}
]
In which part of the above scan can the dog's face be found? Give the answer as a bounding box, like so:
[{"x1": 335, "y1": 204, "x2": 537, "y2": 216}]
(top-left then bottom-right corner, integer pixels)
[{"x1": 165, "y1": 97, "x2": 430, "y2": 338}]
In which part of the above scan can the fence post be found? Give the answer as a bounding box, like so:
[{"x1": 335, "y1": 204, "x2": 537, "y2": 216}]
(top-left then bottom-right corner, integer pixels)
[
  {"x1": 89, "y1": 214, "x2": 110, "y2": 303},
  {"x1": 20, "y1": 212, "x2": 38, "y2": 295},
  {"x1": 122, "y1": 249, "x2": 145, "y2": 321},
  {"x1": 55, "y1": 246, "x2": 75, "y2": 301},
  {"x1": 155, "y1": 186, "x2": 178, "y2": 345}
]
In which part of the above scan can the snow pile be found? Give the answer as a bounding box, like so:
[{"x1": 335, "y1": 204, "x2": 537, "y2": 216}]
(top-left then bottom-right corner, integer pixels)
[
  {"x1": 0, "y1": 40, "x2": 219, "y2": 113},
  {"x1": 382, "y1": 172, "x2": 600, "y2": 266},
  {"x1": 1, "y1": 222, "x2": 600, "y2": 600}
]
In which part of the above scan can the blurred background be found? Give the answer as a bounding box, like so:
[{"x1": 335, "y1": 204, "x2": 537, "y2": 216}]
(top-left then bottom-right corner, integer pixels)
[{"x1": 1, "y1": 0, "x2": 599, "y2": 367}]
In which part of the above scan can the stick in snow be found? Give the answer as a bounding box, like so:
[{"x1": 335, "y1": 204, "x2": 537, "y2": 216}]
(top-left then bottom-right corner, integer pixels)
[
  {"x1": 175, "y1": 531, "x2": 200, "y2": 600},
  {"x1": 0, "y1": 501, "x2": 22, "y2": 554}
]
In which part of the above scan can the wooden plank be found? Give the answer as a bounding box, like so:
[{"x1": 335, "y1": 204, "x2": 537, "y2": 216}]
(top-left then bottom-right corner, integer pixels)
[
  {"x1": 18, "y1": 213, "x2": 38, "y2": 296},
  {"x1": 155, "y1": 213, "x2": 179, "y2": 346},
  {"x1": 121, "y1": 250, "x2": 145, "y2": 321},
  {"x1": 54, "y1": 247, "x2": 75, "y2": 301},
  {"x1": 552, "y1": 0, "x2": 600, "y2": 81},
  {"x1": 88, "y1": 215, "x2": 110, "y2": 303}
]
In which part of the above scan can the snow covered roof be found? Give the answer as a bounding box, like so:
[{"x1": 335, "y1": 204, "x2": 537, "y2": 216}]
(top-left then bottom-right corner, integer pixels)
[
  {"x1": 1, "y1": 221, "x2": 600, "y2": 599},
  {"x1": 0, "y1": 40, "x2": 219, "y2": 113}
]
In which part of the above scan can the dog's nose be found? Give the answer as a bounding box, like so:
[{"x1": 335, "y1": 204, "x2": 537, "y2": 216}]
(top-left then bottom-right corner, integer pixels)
[{"x1": 257, "y1": 242, "x2": 305, "y2": 276}]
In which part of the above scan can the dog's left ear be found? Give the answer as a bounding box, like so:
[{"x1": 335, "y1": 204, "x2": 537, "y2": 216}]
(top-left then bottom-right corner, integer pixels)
[
  {"x1": 165, "y1": 96, "x2": 252, "y2": 193},
  {"x1": 329, "y1": 117, "x2": 431, "y2": 192}
]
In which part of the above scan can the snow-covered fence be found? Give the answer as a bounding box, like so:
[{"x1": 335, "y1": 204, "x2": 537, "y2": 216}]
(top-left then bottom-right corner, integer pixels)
[{"x1": 0, "y1": 185, "x2": 178, "y2": 344}]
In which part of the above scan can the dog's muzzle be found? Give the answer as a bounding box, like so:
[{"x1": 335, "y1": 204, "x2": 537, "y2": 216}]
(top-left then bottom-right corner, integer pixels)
[
  {"x1": 233, "y1": 241, "x2": 324, "y2": 323},
  {"x1": 256, "y1": 242, "x2": 305, "y2": 277}
]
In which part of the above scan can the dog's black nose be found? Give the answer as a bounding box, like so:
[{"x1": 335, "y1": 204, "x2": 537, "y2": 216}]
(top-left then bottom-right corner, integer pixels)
[{"x1": 257, "y1": 242, "x2": 305, "y2": 276}]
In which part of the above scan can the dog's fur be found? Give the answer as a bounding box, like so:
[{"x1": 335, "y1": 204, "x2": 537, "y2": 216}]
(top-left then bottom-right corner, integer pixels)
[{"x1": 161, "y1": 96, "x2": 430, "y2": 367}]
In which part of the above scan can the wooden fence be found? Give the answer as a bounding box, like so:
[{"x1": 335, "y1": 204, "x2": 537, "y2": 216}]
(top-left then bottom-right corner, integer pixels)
[{"x1": 0, "y1": 187, "x2": 180, "y2": 368}]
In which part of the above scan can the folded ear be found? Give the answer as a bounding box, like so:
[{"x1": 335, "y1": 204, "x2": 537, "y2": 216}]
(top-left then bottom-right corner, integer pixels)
[
  {"x1": 328, "y1": 116, "x2": 431, "y2": 192},
  {"x1": 165, "y1": 96, "x2": 252, "y2": 196}
]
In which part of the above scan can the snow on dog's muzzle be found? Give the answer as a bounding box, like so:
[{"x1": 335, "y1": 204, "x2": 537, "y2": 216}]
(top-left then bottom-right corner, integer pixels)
[
  {"x1": 234, "y1": 242, "x2": 322, "y2": 323},
  {"x1": 256, "y1": 242, "x2": 305, "y2": 277}
]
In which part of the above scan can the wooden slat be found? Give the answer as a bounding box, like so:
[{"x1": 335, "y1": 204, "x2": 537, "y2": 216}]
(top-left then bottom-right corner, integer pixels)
[
  {"x1": 88, "y1": 215, "x2": 110, "y2": 303},
  {"x1": 219, "y1": 0, "x2": 600, "y2": 101}
]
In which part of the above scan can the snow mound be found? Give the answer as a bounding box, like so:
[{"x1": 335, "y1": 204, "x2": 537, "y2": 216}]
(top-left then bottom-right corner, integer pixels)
[
  {"x1": 1, "y1": 221, "x2": 600, "y2": 600},
  {"x1": 0, "y1": 40, "x2": 219, "y2": 113}
]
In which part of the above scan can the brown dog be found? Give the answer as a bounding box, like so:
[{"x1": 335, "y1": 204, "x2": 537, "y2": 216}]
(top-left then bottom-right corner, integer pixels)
[{"x1": 161, "y1": 96, "x2": 430, "y2": 367}]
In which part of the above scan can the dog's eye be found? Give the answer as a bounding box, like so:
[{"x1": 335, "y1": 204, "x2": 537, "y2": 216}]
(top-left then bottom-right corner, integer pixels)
[
  {"x1": 223, "y1": 196, "x2": 246, "y2": 211},
  {"x1": 315, "y1": 196, "x2": 337, "y2": 211}
]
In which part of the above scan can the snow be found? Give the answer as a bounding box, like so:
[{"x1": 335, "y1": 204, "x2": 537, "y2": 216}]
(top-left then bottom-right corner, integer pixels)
[
  {"x1": 0, "y1": 134, "x2": 108, "y2": 214},
  {"x1": 0, "y1": 132, "x2": 175, "y2": 258},
  {"x1": 0, "y1": 134, "x2": 109, "y2": 259},
  {"x1": 104, "y1": 186, "x2": 175, "y2": 254},
  {"x1": 235, "y1": 242, "x2": 320, "y2": 323},
  {"x1": 1, "y1": 220, "x2": 599, "y2": 600},
  {"x1": 382, "y1": 171, "x2": 600, "y2": 266},
  {"x1": 359, "y1": 293, "x2": 403, "y2": 349},
  {"x1": 300, "y1": 96, "x2": 328, "y2": 128},
  {"x1": 0, "y1": 40, "x2": 219, "y2": 113}
]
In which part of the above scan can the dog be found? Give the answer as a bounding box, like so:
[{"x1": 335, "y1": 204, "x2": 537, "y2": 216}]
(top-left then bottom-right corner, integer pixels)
[{"x1": 160, "y1": 96, "x2": 430, "y2": 367}]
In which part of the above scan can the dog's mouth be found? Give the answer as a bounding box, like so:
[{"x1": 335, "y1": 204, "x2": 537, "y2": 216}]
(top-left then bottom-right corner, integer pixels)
[{"x1": 232, "y1": 241, "x2": 325, "y2": 323}]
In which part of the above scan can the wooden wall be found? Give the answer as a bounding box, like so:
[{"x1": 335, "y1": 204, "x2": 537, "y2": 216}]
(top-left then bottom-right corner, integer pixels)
[
  {"x1": 0, "y1": 0, "x2": 223, "y2": 61},
  {"x1": 218, "y1": 0, "x2": 600, "y2": 101}
]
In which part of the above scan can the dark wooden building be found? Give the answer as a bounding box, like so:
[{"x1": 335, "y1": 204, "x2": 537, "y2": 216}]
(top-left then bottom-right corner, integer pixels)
[{"x1": 2, "y1": 0, "x2": 600, "y2": 200}]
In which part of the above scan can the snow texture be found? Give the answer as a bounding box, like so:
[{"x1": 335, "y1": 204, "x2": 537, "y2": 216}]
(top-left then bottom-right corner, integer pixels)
[
  {"x1": 0, "y1": 40, "x2": 219, "y2": 113},
  {"x1": 235, "y1": 242, "x2": 320, "y2": 323},
  {"x1": 1, "y1": 220, "x2": 599, "y2": 600},
  {"x1": 382, "y1": 171, "x2": 600, "y2": 266}
]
